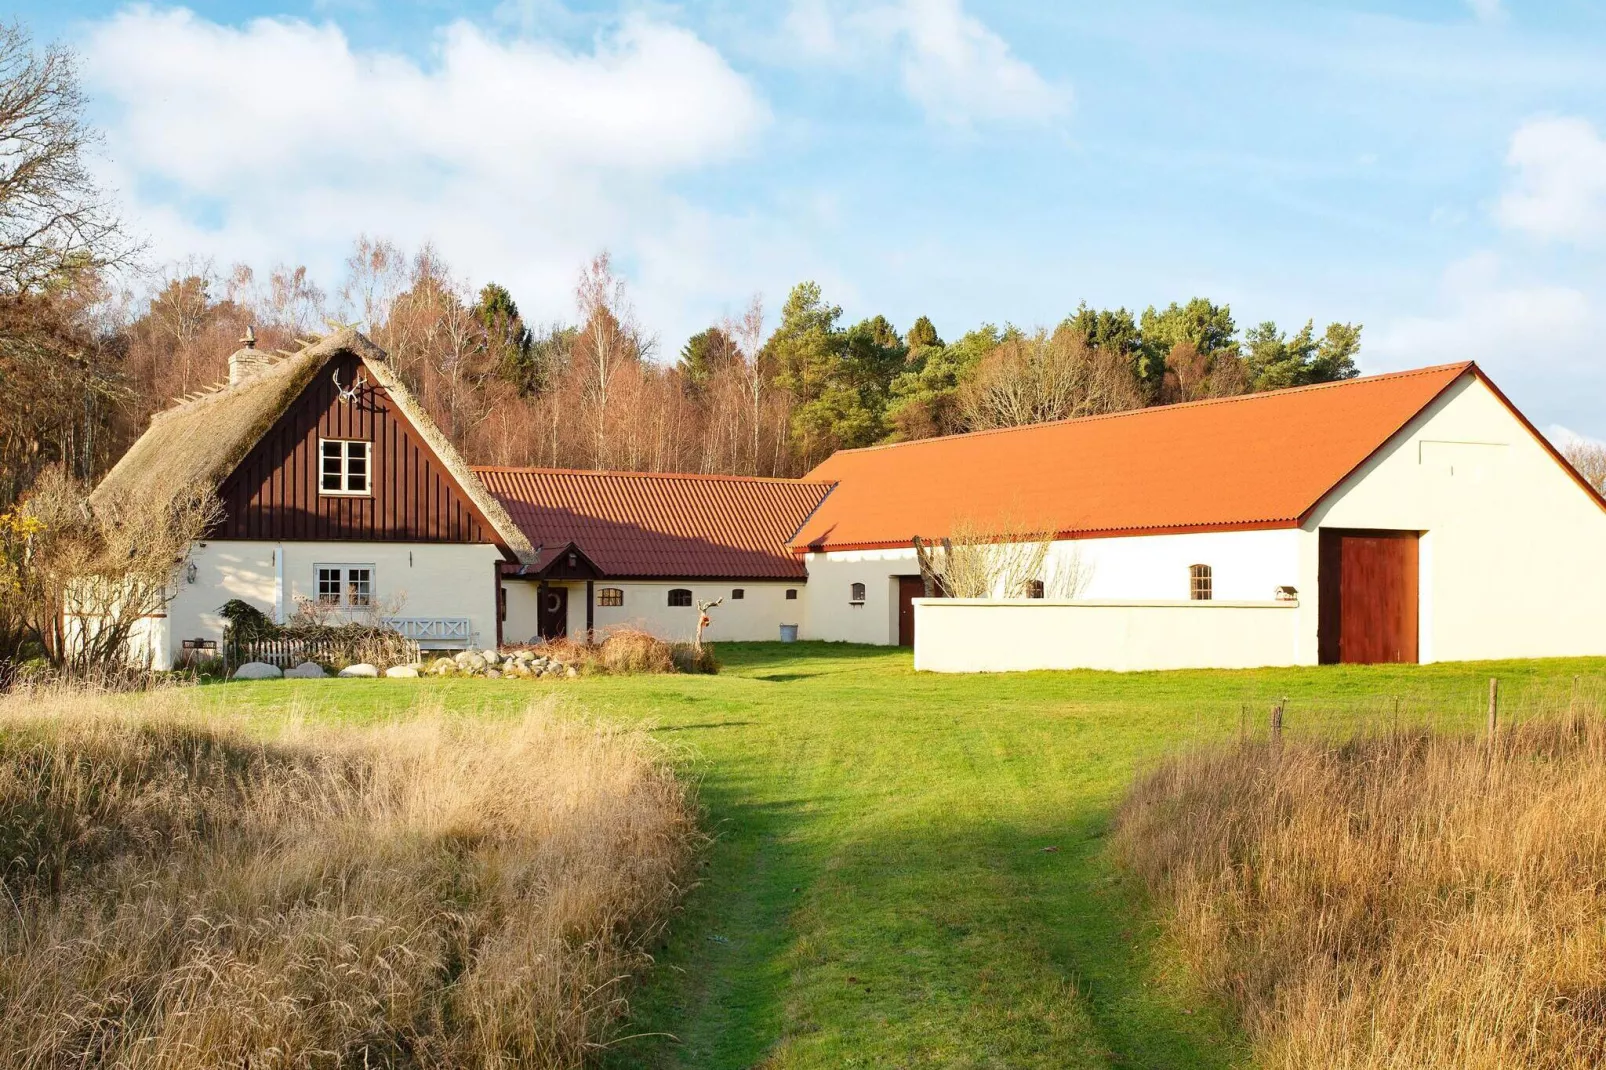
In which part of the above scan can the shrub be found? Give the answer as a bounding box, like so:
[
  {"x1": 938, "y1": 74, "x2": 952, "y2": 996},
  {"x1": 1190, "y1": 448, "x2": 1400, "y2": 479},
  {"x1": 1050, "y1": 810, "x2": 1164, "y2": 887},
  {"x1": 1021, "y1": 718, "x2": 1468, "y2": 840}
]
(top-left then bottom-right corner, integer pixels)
[
  {"x1": 599, "y1": 629, "x2": 675, "y2": 675},
  {"x1": 0, "y1": 687, "x2": 702, "y2": 1068},
  {"x1": 670, "y1": 641, "x2": 720, "y2": 675},
  {"x1": 1114, "y1": 691, "x2": 1606, "y2": 1070}
]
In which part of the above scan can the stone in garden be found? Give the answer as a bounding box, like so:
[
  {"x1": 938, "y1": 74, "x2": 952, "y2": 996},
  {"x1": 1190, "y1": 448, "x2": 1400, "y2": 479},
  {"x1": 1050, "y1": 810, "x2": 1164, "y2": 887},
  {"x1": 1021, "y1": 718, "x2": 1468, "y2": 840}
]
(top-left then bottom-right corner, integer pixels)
[
  {"x1": 338, "y1": 663, "x2": 380, "y2": 678},
  {"x1": 457, "y1": 652, "x2": 487, "y2": 673},
  {"x1": 431, "y1": 657, "x2": 456, "y2": 675},
  {"x1": 565, "y1": 666, "x2": 578, "y2": 678},
  {"x1": 481, "y1": 649, "x2": 502, "y2": 666},
  {"x1": 485, "y1": 668, "x2": 501, "y2": 679},
  {"x1": 385, "y1": 665, "x2": 419, "y2": 678},
  {"x1": 232, "y1": 661, "x2": 282, "y2": 680},
  {"x1": 284, "y1": 661, "x2": 326, "y2": 679}
]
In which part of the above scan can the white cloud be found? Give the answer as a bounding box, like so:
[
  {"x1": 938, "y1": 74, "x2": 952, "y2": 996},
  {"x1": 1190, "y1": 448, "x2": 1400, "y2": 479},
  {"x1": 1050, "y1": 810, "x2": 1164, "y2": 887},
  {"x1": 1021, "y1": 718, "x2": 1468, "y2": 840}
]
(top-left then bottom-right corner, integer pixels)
[
  {"x1": 1465, "y1": 0, "x2": 1504, "y2": 24},
  {"x1": 787, "y1": 0, "x2": 1068, "y2": 128},
  {"x1": 1495, "y1": 116, "x2": 1606, "y2": 243},
  {"x1": 80, "y1": 6, "x2": 772, "y2": 335}
]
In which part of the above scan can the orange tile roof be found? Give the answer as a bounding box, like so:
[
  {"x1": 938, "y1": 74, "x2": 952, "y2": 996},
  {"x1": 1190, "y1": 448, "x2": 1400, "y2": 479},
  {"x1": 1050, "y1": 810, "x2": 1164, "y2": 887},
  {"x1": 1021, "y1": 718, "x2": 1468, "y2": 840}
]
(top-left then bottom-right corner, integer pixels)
[
  {"x1": 475, "y1": 467, "x2": 833, "y2": 579},
  {"x1": 790, "y1": 363, "x2": 1479, "y2": 553}
]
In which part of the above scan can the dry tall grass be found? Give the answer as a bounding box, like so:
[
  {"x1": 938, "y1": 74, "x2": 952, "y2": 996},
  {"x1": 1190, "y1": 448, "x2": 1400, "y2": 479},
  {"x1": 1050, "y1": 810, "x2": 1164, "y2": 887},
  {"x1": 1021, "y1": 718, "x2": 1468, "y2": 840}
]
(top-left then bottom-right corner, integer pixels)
[
  {"x1": 0, "y1": 686, "x2": 701, "y2": 1069},
  {"x1": 1116, "y1": 691, "x2": 1606, "y2": 1069}
]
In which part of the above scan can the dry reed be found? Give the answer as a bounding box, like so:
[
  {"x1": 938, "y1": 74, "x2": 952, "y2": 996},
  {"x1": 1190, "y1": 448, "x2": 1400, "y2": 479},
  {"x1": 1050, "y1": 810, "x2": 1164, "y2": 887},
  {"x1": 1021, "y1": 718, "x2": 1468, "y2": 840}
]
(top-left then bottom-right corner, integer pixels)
[
  {"x1": 0, "y1": 686, "x2": 702, "y2": 1069},
  {"x1": 1115, "y1": 689, "x2": 1606, "y2": 1069}
]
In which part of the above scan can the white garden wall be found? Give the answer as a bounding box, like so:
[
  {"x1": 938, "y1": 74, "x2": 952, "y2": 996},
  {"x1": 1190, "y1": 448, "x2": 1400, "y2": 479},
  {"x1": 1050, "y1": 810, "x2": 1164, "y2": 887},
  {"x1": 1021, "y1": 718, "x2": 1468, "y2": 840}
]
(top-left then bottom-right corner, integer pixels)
[{"x1": 913, "y1": 598, "x2": 1301, "y2": 672}]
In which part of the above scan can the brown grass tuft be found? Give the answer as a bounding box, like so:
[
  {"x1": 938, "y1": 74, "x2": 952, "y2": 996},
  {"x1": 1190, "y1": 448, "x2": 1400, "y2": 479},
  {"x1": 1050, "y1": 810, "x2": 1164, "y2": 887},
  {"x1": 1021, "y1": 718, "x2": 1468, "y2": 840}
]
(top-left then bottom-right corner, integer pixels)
[
  {"x1": 1114, "y1": 692, "x2": 1606, "y2": 1069},
  {"x1": 599, "y1": 630, "x2": 675, "y2": 675},
  {"x1": 0, "y1": 686, "x2": 702, "y2": 1069}
]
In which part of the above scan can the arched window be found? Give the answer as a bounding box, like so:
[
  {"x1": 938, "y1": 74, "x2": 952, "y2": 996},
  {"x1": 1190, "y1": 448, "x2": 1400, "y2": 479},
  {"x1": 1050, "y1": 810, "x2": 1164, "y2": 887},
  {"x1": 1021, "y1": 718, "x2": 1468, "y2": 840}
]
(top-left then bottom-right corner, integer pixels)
[
  {"x1": 850, "y1": 582, "x2": 866, "y2": 604},
  {"x1": 598, "y1": 587, "x2": 624, "y2": 607},
  {"x1": 1189, "y1": 564, "x2": 1213, "y2": 601},
  {"x1": 1024, "y1": 579, "x2": 1045, "y2": 599},
  {"x1": 668, "y1": 588, "x2": 693, "y2": 607}
]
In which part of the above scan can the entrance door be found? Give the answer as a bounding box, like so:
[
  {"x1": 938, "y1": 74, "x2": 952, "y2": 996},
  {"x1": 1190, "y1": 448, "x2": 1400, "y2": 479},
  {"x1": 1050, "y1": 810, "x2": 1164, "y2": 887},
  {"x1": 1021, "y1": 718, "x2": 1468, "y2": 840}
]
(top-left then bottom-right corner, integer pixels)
[
  {"x1": 897, "y1": 575, "x2": 927, "y2": 647},
  {"x1": 1318, "y1": 530, "x2": 1419, "y2": 664},
  {"x1": 537, "y1": 585, "x2": 569, "y2": 641}
]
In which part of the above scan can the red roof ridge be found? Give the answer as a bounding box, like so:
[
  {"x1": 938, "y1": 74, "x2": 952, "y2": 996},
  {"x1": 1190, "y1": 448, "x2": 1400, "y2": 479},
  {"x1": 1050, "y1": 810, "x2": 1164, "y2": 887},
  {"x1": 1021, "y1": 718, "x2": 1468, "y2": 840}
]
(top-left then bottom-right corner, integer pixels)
[
  {"x1": 818, "y1": 361, "x2": 1478, "y2": 462},
  {"x1": 471, "y1": 464, "x2": 833, "y2": 486}
]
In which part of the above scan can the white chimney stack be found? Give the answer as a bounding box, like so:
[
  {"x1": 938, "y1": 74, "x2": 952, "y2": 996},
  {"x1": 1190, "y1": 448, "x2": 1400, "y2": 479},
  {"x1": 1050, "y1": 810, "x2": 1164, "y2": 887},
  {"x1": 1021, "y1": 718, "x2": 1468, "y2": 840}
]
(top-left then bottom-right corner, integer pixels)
[{"x1": 228, "y1": 325, "x2": 272, "y2": 385}]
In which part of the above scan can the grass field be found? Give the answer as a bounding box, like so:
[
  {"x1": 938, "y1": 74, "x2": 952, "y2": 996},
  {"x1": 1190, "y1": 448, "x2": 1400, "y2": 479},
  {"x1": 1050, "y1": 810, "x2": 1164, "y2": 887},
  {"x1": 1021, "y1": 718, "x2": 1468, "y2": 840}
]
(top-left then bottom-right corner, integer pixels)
[{"x1": 209, "y1": 643, "x2": 1606, "y2": 1069}]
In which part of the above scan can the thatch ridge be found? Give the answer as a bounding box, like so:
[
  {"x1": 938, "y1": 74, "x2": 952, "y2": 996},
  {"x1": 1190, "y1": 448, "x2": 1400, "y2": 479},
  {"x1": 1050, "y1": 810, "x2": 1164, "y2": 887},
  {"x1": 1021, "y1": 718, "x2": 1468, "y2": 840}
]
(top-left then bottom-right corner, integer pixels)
[{"x1": 90, "y1": 329, "x2": 534, "y2": 560}]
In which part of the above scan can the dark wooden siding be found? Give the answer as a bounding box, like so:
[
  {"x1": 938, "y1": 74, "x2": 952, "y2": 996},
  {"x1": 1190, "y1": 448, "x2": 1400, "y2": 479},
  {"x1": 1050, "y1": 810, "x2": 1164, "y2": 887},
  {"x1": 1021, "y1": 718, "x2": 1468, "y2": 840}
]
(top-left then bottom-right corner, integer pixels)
[{"x1": 216, "y1": 353, "x2": 493, "y2": 543}]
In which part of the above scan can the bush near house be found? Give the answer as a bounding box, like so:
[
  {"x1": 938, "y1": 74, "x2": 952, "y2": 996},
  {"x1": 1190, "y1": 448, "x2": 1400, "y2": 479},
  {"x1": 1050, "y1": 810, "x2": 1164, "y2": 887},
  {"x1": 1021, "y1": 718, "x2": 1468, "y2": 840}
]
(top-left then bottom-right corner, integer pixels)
[
  {"x1": 1115, "y1": 695, "x2": 1606, "y2": 1070},
  {"x1": 0, "y1": 687, "x2": 702, "y2": 1069}
]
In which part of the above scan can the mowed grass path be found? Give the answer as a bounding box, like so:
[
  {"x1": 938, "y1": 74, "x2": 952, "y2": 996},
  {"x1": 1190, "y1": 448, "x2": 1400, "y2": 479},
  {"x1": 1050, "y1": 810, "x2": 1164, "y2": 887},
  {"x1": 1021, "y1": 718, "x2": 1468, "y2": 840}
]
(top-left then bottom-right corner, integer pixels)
[{"x1": 215, "y1": 644, "x2": 1606, "y2": 1068}]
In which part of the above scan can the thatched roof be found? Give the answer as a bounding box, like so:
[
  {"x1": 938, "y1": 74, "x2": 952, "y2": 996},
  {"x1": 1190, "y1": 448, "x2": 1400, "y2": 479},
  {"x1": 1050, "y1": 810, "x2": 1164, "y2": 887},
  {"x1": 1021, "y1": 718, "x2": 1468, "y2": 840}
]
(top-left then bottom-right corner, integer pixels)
[{"x1": 92, "y1": 329, "x2": 535, "y2": 560}]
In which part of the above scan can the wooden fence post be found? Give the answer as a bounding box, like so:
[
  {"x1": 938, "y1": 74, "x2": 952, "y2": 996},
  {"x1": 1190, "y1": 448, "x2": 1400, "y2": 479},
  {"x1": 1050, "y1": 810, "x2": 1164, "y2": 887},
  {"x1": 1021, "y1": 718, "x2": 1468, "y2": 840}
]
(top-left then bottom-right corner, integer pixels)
[
  {"x1": 1271, "y1": 698, "x2": 1284, "y2": 747},
  {"x1": 1487, "y1": 678, "x2": 1499, "y2": 740}
]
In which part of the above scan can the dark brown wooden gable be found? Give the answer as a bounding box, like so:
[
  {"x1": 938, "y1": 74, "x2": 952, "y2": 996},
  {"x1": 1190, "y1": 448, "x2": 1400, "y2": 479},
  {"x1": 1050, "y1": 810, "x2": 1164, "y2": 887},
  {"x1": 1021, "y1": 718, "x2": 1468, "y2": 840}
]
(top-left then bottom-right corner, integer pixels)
[{"x1": 215, "y1": 352, "x2": 495, "y2": 544}]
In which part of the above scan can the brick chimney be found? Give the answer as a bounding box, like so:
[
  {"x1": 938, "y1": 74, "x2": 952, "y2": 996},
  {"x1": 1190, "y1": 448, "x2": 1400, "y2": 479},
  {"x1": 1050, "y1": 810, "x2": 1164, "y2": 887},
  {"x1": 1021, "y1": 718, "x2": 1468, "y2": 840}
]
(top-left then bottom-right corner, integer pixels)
[{"x1": 228, "y1": 325, "x2": 272, "y2": 385}]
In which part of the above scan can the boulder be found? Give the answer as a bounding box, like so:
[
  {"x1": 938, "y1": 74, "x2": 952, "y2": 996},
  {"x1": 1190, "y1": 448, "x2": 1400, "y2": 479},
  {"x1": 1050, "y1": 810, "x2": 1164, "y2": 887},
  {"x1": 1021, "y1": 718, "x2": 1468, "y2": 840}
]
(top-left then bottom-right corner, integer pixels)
[
  {"x1": 232, "y1": 661, "x2": 283, "y2": 680},
  {"x1": 338, "y1": 663, "x2": 380, "y2": 678},
  {"x1": 284, "y1": 661, "x2": 327, "y2": 679},
  {"x1": 565, "y1": 665, "x2": 579, "y2": 678},
  {"x1": 385, "y1": 665, "x2": 420, "y2": 678},
  {"x1": 456, "y1": 651, "x2": 488, "y2": 673},
  {"x1": 430, "y1": 657, "x2": 457, "y2": 675},
  {"x1": 481, "y1": 649, "x2": 502, "y2": 667},
  {"x1": 484, "y1": 668, "x2": 502, "y2": 679}
]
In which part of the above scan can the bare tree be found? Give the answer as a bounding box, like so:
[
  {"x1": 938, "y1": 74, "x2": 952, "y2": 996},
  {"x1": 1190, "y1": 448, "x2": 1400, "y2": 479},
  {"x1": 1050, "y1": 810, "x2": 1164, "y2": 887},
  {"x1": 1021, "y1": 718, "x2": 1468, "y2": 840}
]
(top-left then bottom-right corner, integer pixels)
[
  {"x1": 0, "y1": 22, "x2": 134, "y2": 292},
  {"x1": 1563, "y1": 438, "x2": 1606, "y2": 495},
  {"x1": 959, "y1": 325, "x2": 1143, "y2": 431},
  {"x1": 916, "y1": 520, "x2": 1092, "y2": 600}
]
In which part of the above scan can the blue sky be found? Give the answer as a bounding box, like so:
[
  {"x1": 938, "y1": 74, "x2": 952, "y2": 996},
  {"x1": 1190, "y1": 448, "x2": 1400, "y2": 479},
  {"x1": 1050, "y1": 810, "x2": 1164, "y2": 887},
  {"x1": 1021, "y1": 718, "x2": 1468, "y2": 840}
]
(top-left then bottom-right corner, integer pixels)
[{"x1": 20, "y1": 0, "x2": 1606, "y2": 438}]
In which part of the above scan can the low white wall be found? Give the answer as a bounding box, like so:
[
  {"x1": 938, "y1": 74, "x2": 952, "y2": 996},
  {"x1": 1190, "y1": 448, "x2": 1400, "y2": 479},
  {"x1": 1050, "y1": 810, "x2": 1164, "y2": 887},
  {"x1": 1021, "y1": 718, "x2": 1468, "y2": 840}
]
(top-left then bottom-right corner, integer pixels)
[
  {"x1": 503, "y1": 579, "x2": 806, "y2": 645},
  {"x1": 913, "y1": 598, "x2": 1301, "y2": 673}
]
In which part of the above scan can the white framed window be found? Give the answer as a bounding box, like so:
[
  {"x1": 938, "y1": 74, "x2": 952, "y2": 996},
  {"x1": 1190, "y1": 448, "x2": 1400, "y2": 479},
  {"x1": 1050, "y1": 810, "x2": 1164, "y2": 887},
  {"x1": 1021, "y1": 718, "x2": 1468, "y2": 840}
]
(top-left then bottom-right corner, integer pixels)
[
  {"x1": 849, "y1": 582, "x2": 866, "y2": 605},
  {"x1": 320, "y1": 439, "x2": 372, "y2": 495},
  {"x1": 315, "y1": 564, "x2": 374, "y2": 607},
  {"x1": 598, "y1": 587, "x2": 624, "y2": 607}
]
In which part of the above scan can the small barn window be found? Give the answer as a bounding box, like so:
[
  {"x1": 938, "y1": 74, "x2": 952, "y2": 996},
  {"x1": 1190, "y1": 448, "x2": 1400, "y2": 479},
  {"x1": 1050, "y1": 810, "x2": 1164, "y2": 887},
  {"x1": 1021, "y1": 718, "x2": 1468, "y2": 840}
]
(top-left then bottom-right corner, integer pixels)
[
  {"x1": 668, "y1": 588, "x2": 693, "y2": 607},
  {"x1": 785, "y1": 589, "x2": 798, "y2": 600},
  {"x1": 1024, "y1": 579, "x2": 1045, "y2": 599},
  {"x1": 731, "y1": 588, "x2": 745, "y2": 600},
  {"x1": 1189, "y1": 564, "x2": 1213, "y2": 601},
  {"x1": 598, "y1": 587, "x2": 623, "y2": 607},
  {"x1": 849, "y1": 582, "x2": 866, "y2": 604},
  {"x1": 319, "y1": 439, "x2": 371, "y2": 495}
]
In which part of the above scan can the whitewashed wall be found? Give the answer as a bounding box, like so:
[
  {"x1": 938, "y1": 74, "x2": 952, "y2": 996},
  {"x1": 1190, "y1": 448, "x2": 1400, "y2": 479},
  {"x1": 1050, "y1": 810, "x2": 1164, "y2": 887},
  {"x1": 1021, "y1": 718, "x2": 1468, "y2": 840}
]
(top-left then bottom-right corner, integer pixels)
[
  {"x1": 1296, "y1": 375, "x2": 1606, "y2": 663},
  {"x1": 914, "y1": 598, "x2": 1301, "y2": 672},
  {"x1": 160, "y1": 540, "x2": 502, "y2": 668},
  {"x1": 503, "y1": 579, "x2": 806, "y2": 645},
  {"x1": 803, "y1": 529, "x2": 1304, "y2": 646}
]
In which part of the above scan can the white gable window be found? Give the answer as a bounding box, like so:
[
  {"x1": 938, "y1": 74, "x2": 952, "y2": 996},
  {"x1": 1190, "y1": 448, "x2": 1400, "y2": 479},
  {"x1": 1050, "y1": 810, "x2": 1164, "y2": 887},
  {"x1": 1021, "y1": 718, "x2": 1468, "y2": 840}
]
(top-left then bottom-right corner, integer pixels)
[
  {"x1": 320, "y1": 439, "x2": 372, "y2": 495},
  {"x1": 316, "y1": 564, "x2": 374, "y2": 607}
]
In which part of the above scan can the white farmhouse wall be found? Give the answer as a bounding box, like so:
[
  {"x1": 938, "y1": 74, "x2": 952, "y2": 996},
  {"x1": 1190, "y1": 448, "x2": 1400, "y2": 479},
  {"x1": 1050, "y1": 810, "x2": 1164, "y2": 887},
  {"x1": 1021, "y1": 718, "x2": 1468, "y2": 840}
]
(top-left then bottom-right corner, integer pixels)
[
  {"x1": 503, "y1": 579, "x2": 806, "y2": 645},
  {"x1": 161, "y1": 540, "x2": 502, "y2": 668},
  {"x1": 915, "y1": 599, "x2": 1300, "y2": 672},
  {"x1": 804, "y1": 529, "x2": 1304, "y2": 646},
  {"x1": 1297, "y1": 375, "x2": 1606, "y2": 663}
]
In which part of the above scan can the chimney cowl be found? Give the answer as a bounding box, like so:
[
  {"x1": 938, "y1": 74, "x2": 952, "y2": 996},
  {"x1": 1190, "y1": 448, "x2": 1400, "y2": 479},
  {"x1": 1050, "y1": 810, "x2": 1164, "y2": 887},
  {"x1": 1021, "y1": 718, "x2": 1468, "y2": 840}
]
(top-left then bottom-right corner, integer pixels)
[{"x1": 228, "y1": 325, "x2": 271, "y2": 385}]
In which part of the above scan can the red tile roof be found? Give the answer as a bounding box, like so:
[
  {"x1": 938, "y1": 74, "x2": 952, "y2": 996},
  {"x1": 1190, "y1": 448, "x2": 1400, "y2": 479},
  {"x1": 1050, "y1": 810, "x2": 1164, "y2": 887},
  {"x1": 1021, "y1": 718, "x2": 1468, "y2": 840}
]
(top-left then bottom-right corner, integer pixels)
[
  {"x1": 474, "y1": 467, "x2": 833, "y2": 579},
  {"x1": 790, "y1": 363, "x2": 1480, "y2": 553}
]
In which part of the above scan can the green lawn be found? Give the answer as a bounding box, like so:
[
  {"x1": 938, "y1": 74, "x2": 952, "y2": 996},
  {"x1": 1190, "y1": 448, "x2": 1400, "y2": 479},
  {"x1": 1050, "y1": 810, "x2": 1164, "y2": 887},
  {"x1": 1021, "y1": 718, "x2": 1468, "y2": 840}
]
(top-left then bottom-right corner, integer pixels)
[{"x1": 210, "y1": 644, "x2": 1606, "y2": 1068}]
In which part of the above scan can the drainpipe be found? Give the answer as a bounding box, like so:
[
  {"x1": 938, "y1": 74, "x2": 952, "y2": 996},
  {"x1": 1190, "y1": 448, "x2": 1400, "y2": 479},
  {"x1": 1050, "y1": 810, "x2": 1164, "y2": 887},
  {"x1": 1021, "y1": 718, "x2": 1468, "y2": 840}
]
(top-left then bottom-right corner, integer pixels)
[{"x1": 273, "y1": 545, "x2": 285, "y2": 624}]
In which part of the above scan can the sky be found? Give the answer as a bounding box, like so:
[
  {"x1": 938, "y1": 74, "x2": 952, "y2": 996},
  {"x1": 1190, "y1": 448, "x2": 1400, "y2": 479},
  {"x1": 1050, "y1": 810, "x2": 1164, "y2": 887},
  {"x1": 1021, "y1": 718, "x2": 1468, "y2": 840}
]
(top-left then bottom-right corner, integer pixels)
[{"x1": 17, "y1": 0, "x2": 1606, "y2": 439}]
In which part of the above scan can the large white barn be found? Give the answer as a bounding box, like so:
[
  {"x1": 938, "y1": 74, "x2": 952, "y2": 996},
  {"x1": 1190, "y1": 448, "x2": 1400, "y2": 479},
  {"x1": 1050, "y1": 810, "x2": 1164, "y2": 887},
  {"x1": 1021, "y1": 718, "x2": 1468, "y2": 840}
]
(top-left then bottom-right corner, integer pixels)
[{"x1": 95, "y1": 330, "x2": 1606, "y2": 671}]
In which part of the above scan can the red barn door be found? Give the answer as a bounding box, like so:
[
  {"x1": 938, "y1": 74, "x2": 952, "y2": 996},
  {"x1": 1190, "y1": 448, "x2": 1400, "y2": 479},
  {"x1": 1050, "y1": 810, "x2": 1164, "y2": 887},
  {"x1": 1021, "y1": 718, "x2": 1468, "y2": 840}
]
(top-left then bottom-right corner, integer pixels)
[{"x1": 1319, "y1": 530, "x2": 1420, "y2": 664}]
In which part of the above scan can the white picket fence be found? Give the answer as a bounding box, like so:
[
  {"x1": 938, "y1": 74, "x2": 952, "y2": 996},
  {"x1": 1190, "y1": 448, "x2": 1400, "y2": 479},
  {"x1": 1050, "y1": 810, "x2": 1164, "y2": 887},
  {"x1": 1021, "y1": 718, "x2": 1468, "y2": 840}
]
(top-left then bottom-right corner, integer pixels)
[{"x1": 228, "y1": 635, "x2": 423, "y2": 670}]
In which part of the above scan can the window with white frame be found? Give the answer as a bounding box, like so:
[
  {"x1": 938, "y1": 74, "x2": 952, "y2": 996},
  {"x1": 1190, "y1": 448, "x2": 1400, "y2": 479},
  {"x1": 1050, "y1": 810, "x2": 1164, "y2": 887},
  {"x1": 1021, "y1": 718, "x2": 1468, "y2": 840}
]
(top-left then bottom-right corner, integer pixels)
[
  {"x1": 315, "y1": 565, "x2": 374, "y2": 607},
  {"x1": 849, "y1": 582, "x2": 866, "y2": 604},
  {"x1": 598, "y1": 587, "x2": 624, "y2": 607},
  {"x1": 320, "y1": 439, "x2": 372, "y2": 495}
]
